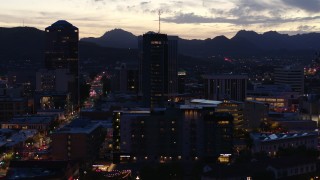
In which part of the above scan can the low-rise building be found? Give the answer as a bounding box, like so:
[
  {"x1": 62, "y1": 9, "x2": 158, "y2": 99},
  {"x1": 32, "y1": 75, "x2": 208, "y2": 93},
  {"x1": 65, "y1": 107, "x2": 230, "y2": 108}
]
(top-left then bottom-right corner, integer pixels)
[
  {"x1": 216, "y1": 100, "x2": 244, "y2": 129},
  {"x1": 6, "y1": 160, "x2": 79, "y2": 180},
  {"x1": 251, "y1": 132, "x2": 318, "y2": 156},
  {"x1": 246, "y1": 84, "x2": 299, "y2": 111},
  {"x1": 1, "y1": 114, "x2": 58, "y2": 135},
  {"x1": 51, "y1": 119, "x2": 104, "y2": 162}
]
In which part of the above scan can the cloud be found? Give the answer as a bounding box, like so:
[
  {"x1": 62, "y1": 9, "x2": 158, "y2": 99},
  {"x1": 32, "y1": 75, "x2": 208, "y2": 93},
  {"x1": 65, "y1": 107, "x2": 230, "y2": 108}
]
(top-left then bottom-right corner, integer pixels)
[
  {"x1": 281, "y1": 0, "x2": 320, "y2": 12},
  {"x1": 162, "y1": 12, "x2": 320, "y2": 25},
  {"x1": 140, "y1": 1, "x2": 151, "y2": 5},
  {"x1": 297, "y1": 25, "x2": 317, "y2": 31}
]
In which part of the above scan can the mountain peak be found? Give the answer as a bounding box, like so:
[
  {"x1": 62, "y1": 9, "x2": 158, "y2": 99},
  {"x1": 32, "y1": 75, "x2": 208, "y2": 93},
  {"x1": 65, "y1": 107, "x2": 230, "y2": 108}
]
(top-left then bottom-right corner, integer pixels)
[
  {"x1": 101, "y1": 28, "x2": 135, "y2": 39},
  {"x1": 213, "y1": 35, "x2": 229, "y2": 41},
  {"x1": 262, "y1": 30, "x2": 287, "y2": 37},
  {"x1": 81, "y1": 28, "x2": 138, "y2": 48}
]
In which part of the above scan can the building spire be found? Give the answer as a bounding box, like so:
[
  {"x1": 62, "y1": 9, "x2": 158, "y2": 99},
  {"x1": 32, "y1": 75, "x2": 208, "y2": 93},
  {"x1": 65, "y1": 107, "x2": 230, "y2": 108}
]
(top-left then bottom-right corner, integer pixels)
[{"x1": 158, "y1": 10, "x2": 162, "y2": 33}]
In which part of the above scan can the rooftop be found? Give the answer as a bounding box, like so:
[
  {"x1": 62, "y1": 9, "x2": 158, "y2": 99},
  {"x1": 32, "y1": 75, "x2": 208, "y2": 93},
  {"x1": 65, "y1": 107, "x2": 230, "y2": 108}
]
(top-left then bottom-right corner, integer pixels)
[
  {"x1": 251, "y1": 132, "x2": 317, "y2": 142},
  {"x1": 54, "y1": 119, "x2": 101, "y2": 134},
  {"x1": 202, "y1": 74, "x2": 248, "y2": 79},
  {"x1": 46, "y1": 20, "x2": 78, "y2": 30},
  {"x1": 5, "y1": 115, "x2": 56, "y2": 125}
]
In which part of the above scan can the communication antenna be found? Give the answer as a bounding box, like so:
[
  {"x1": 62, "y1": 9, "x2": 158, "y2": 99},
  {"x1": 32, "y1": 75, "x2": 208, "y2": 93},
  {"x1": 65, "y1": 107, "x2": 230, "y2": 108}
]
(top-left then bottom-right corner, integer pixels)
[{"x1": 158, "y1": 10, "x2": 162, "y2": 33}]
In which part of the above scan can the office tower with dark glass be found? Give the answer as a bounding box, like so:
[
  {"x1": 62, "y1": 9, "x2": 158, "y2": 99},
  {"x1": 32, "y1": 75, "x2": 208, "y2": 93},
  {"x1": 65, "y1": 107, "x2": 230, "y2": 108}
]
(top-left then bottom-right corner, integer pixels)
[
  {"x1": 140, "y1": 33, "x2": 178, "y2": 108},
  {"x1": 44, "y1": 20, "x2": 79, "y2": 105},
  {"x1": 203, "y1": 112, "x2": 233, "y2": 163},
  {"x1": 202, "y1": 74, "x2": 248, "y2": 101},
  {"x1": 274, "y1": 65, "x2": 304, "y2": 94}
]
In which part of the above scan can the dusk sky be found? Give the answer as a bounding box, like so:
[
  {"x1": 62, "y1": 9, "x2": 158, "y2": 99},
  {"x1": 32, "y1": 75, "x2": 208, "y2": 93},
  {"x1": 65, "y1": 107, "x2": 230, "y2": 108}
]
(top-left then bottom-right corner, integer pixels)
[{"x1": 1, "y1": 0, "x2": 320, "y2": 39}]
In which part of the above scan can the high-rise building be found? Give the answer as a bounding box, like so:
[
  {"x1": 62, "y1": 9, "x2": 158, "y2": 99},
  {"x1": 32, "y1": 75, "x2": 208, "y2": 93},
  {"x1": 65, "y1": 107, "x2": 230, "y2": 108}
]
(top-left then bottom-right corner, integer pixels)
[
  {"x1": 203, "y1": 112, "x2": 233, "y2": 163},
  {"x1": 244, "y1": 100, "x2": 269, "y2": 130},
  {"x1": 113, "y1": 63, "x2": 139, "y2": 93},
  {"x1": 178, "y1": 70, "x2": 186, "y2": 94},
  {"x1": 112, "y1": 109, "x2": 182, "y2": 163},
  {"x1": 167, "y1": 36, "x2": 178, "y2": 98},
  {"x1": 203, "y1": 74, "x2": 248, "y2": 101},
  {"x1": 45, "y1": 20, "x2": 79, "y2": 105},
  {"x1": 139, "y1": 33, "x2": 178, "y2": 108},
  {"x1": 274, "y1": 65, "x2": 304, "y2": 94}
]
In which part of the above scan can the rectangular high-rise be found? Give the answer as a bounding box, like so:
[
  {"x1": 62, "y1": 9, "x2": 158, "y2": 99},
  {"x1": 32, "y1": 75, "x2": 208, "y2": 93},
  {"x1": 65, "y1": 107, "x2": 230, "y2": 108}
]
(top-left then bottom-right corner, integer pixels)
[
  {"x1": 203, "y1": 112, "x2": 233, "y2": 163},
  {"x1": 274, "y1": 65, "x2": 304, "y2": 94},
  {"x1": 45, "y1": 20, "x2": 79, "y2": 106},
  {"x1": 139, "y1": 33, "x2": 178, "y2": 108},
  {"x1": 203, "y1": 74, "x2": 248, "y2": 101}
]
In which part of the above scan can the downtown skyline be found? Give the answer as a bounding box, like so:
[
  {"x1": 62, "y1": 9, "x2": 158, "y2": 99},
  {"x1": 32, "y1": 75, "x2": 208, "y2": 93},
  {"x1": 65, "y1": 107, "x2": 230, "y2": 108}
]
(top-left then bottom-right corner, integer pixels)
[{"x1": 1, "y1": 0, "x2": 320, "y2": 39}]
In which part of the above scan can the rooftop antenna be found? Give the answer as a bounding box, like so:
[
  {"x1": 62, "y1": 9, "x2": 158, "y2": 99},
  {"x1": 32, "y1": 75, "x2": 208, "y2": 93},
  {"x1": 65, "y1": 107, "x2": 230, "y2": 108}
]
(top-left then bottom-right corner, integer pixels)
[
  {"x1": 23, "y1": 20, "x2": 24, "y2": 27},
  {"x1": 158, "y1": 10, "x2": 162, "y2": 33}
]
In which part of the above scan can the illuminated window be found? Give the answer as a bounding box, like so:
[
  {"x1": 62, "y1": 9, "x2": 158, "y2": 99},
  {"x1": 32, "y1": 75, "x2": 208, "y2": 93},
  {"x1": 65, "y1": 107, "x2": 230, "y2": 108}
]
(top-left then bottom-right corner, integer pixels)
[
  {"x1": 151, "y1": 41, "x2": 162, "y2": 45},
  {"x1": 256, "y1": 98, "x2": 266, "y2": 101},
  {"x1": 218, "y1": 121, "x2": 229, "y2": 125},
  {"x1": 266, "y1": 98, "x2": 276, "y2": 102},
  {"x1": 218, "y1": 154, "x2": 231, "y2": 163}
]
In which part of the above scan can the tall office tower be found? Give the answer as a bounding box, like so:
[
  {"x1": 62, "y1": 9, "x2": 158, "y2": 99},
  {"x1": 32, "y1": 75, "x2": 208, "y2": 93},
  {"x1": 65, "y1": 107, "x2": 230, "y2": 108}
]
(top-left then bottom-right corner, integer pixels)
[
  {"x1": 274, "y1": 65, "x2": 304, "y2": 94},
  {"x1": 203, "y1": 112, "x2": 233, "y2": 163},
  {"x1": 140, "y1": 33, "x2": 178, "y2": 108},
  {"x1": 113, "y1": 63, "x2": 139, "y2": 93},
  {"x1": 167, "y1": 36, "x2": 178, "y2": 98},
  {"x1": 202, "y1": 74, "x2": 248, "y2": 101},
  {"x1": 45, "y1": 20, "x2": 79, "y2": 105},
  {"x1": 178, "y1": 69, "x2": 186, "y2": 94}
]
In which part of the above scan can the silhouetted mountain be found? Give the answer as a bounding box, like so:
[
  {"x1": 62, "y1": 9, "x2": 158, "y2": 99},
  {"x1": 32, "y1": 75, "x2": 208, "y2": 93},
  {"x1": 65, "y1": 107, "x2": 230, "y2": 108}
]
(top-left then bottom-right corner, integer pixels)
[
  {"x1": 0, "y1": 27, "x2": 139, "y2": 69},
  {"x1": 81, "y1": 29, "x2": 138, "y2": 49},
  {"x1": 1, "y1": 27, "x2": 320, "y2": 68},
  {"x1": 232, "y1": 30, "x2": 320, "y2": 50},
  {"x1": 179, "y1": 30, "x2": 320, "y2": 57},
  {"x1": 0, "y1": 27, "x2": 45, "y2": 63},
  {"x1": 79, "y1": 41, "x2": 139, "y2": 63}
]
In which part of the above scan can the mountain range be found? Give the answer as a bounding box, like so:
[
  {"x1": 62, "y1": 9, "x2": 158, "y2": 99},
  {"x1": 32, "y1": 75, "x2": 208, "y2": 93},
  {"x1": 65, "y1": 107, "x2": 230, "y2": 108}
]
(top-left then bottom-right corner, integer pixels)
[
  {"x1": 81, "y1": 29, "x2": 320, "y2": 57},
  {"x1": 0, "y1": 27, "x2": 319, "y2": 67}
]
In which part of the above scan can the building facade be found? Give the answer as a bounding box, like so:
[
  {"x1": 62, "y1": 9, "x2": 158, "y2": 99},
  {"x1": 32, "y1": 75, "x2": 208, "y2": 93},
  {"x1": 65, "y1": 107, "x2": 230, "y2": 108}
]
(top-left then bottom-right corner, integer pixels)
[
  {"x1": 51, "y1": 119, "x2": 103, "y2": 162},
  {"x1": 216, "y1": 100, "x2": 245, "y2": 130},
  {"x1": 251, "y1": 132, "x2": 318, "y2": 156},
  {"x1": 113, "y1": 63, "x2": 139, "y2": 93},
  {"x1": 203, "y1": 112, "x2": 234, "y2": 163},
  {"x1": 274, "y1": 65, "x2": 304, "y2": 94},
  {"x1": 45, "y1": 20, "x2": 79, "y2": 105},
  {"x1": 203, "y1": 74, "x2": 248, "y2": 102},
  {"x1": 139, "y1": 33, "x2": 178, "y2": 108}
]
